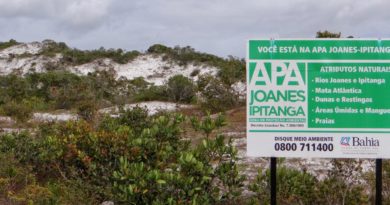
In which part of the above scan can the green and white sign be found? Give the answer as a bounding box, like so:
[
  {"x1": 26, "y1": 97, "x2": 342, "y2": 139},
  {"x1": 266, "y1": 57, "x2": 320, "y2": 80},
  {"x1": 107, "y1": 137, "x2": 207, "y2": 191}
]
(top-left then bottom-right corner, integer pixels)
[{"x1": 247, "y1": 39, "x2": 390, "y2": 158}]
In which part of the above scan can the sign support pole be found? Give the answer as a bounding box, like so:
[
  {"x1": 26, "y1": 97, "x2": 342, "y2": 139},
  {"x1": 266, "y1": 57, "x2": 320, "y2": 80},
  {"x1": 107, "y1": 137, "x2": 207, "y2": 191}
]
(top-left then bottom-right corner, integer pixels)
[
  {"x1": 376, "y1": 158, "x2": 382, "y2": 205},
  {"x1": 270, "y1": 157, "x2": 277, "y2": 205}
]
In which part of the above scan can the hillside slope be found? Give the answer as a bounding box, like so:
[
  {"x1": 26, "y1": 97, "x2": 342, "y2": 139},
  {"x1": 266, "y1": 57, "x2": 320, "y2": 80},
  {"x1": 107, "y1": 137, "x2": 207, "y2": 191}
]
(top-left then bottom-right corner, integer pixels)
[{"x1": 0, "y1": 41, "x2": 220, "y2": 85}]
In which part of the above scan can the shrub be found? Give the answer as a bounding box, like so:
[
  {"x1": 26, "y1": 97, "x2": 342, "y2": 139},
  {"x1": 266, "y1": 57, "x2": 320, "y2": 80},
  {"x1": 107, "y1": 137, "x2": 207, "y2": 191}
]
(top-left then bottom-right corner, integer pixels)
[
  {"x1": 134, "y1": 85, "x2": 167, "y2": 102},
  {"x1": 198, "y1": 75, "x2": 239, "y2": 112},
  {"x1": 98, "y1": 106, "x2": 150, "y2": 136},
  {"x1": 316, "y1": 175, "x2": 368, "y2": 205},
  {"x1": 166, "y1": 75, "x2": 196, "y2": 103},
  {"x1": 2, "y1": 101, "x2": 33, "y2": 123},
  {"x1": 218, "y1": 56, "x2": 246, "y2": 86},
  {"x1": 129, "y1": 77, "x2": 150, "y2": 90},
  {"x1": 0, "y1": 74, "x2": 30, "y2": 101},
  {"x1": 0, "y1": 151, "x2": 96, "y2": 204},
  {"x1": 0, "y1": 39, "x2": 18, "y2": 50},
  {"x1": 0, "y1": 109, "x2": 244, "y2": 204},
  {"x1": 316, "y1": 30, "x2": 341, "y2": 38},
  {"x1": 8, "y1": 184, "x2": 55, "y2": 204},
  {"x1": 61, "y1": 48, "x2": 140, "y2": 65},
  {"x1": 190, "y1": 69, "x2": 200, "y2": 77},
  {"x1": 249, "y1": 161, "x2": 370, "y2": 205},
  {"x1": 77, "y1": 99, "x2": 98, "y2": 122},
  {"x1": 39, "y1": 41, "x2": 140, "y2": 65},
  {"x1": 147, "y1": 44, "x2": 245, "y2": 82},
  {"x1": 0, "y1": 71, "x2": 137, "y2": 113},
  {"x1": 23, "y1": 96, "x2": 49, "y2": 111},
  {"x1": 40, "y1": 41, "x2": 69, "y2": 57},
  {"x1": 191, "y1": 112, "x2": 226, "y2": 139},
  {"x1": 316, "y1": 159, "x2": 369, "y2": 205},
  {"x1": 249, "y1": 166, "x2": 318, "y2": 205},
  {"x1": 147, "y1": 44, "x2": 172, "y2": 54}
]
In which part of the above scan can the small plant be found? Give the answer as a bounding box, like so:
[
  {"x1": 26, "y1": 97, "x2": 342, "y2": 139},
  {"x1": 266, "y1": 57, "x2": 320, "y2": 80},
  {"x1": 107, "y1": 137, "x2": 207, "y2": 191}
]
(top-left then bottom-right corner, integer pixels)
[{"x1": 190, "y1": 112, "x2": 226, "y2": 138}]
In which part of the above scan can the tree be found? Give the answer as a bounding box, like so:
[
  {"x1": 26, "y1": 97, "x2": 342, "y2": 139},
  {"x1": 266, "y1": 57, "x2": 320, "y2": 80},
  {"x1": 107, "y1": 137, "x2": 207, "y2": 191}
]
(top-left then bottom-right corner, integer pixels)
[
  {"x1": 166, "y1": 75, "x2": 196, "y2": 103},
  {"x1": 198, "y1": 75, "x2": 238, "y2": 112},
  {"x1": 147, "y1": 44, "x2": 172, "y2": 54},
  {"x1": 316, "y1": 30, "x2": 341, "y2": 38}
]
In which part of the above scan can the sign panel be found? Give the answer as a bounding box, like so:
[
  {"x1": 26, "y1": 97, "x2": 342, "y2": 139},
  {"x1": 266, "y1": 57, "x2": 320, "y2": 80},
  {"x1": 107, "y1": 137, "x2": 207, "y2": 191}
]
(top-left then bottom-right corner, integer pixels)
[{"x1": 247, "y1": 39, "x2": 390, "y2": 158}]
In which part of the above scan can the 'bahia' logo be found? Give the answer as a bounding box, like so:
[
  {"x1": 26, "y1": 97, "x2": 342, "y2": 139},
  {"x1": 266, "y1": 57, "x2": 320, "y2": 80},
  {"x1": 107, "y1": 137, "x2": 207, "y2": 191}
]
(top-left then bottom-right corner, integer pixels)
[
  {"x1": 340, "y1": 137, "x2": 351, "y2": 146},
  {"x1": 352, "y1": 137, "x2": 380, "y2": 147}
]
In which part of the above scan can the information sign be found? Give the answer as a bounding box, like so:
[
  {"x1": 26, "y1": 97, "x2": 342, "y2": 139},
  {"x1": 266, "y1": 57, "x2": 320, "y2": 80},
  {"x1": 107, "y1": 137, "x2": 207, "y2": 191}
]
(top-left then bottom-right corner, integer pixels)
[{"x1": 247, "y1": 39, "x2": 390, "y2": 158}]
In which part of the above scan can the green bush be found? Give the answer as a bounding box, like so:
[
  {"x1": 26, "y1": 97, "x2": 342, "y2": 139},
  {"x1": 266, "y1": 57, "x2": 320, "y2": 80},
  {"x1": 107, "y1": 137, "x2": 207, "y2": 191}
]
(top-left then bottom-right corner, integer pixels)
[
  {"x1": 218, "y1": 56, "x2": 246, "y2": 86},
  {"x1": 134, "y1": 85, "x2": 167, "y2": 102},
  {"x1": 166, "y1": 75, "x2": 196, "y2": 103},
  {"x1": 147, "y1": 44, "x2": 172, "y2": 54},
  {"x1": 198, "y1": 75, "x2": 239, "y2": 112},
  {"x1": 2, "y1": 101, "x2": 33, "y2": 123},
  {"x1": 147, "y1": 44, "x2": 245, "y2": 85},
  {"x1": 249, "y1": 161, "x2": 369, "y2": 205},
  {"x1": 316, "y1": 159, "x2": 369, "y2": 205},
  {"x1": 39, "y1": 41, "x2": 69, "y2": 57},
  {"x1": 0, "y1": 71, "x2": 135, "y2": 113},
  {"x1": 77, "y1": 99, "x2": 98, "y2": 122},
  {"x1": 40, "y1": 41, "x2": 140, "y2": 65},
  {"x1": 316, "y1": 30, "x2": 341, "y2": 38},
  {"x1": 0, "y1": 108, "x2": 244, "y2": 204},
  {"x1": 249, "y1": 166, "x2": 318, "y2": 205},
  {"x1": 0, "y1": 74, "x2": 30, "y2": 102},
  {"x1": 129, "y1": 77, "x2": 150, "y2": 90},
  {"x1": 0, "y1": 39, "x2": 19, "y2": 50},
  {"x1": 99, "y1": 105, "x2": 151, "y2": 135},
  {"x1": 316, "y1": 175, "x2": 368, "y2": 205}
]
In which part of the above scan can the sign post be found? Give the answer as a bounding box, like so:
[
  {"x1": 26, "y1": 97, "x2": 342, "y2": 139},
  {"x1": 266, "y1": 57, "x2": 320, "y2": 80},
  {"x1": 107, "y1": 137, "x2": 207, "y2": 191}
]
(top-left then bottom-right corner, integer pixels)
[
  {"x1": 270, "y1": 157, "x2": 276, "y2": 205},
  {"x1": 376, "y1": 159, "x2": 382, "y2": 205},
  {"x1": 247, "y1": 39, "x2": 390, "y2": 204}
]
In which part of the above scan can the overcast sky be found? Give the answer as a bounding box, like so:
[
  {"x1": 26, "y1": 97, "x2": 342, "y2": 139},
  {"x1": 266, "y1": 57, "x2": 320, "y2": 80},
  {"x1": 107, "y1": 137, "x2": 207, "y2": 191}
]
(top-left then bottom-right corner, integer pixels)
[{"x1": 0, "y1": 0, "x2": 388, "y2": 57}]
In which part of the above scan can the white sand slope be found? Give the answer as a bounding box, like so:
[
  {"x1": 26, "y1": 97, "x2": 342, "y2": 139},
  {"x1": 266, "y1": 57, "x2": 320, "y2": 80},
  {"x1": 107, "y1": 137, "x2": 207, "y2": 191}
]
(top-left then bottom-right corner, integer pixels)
[
  {"x1": 0, "y1": 42, "x2": 218, "y2": 85},
  {"x1": 99, "y1": 101, "x2": 194, "y2": 116}
]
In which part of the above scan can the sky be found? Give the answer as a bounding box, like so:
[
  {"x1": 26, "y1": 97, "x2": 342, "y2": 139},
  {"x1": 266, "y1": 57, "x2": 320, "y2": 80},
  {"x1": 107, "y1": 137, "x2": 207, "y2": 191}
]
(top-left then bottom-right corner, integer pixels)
[{"x1": 0, "y1": 0, "x2": 389, "y2": 57}]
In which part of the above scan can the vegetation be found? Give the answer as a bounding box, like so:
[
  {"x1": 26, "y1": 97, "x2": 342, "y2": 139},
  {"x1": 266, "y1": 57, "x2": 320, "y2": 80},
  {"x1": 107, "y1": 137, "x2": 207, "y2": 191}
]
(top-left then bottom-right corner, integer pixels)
[
  {"x1": 197, "y1": 75, "x2": 240, "y2": 112},
  {"x1": 376, "y1": 160, "x2": 390, "y2": 204},
  {"x1": 133, "y1": 85, "x2": 168, "y2": 102},
  {"x1": 3, "y1": 40, "x2": 245, "y2": 83},
  {"x1": 316, "y1": 30, "x2": 353, "y2": 38},
  {"x1": 0, "y1": 108, "x2": 245, "y2": 204},
  {"x1": 316, "y1": 30, "x2": 341, "y2": 38},
  {"x1": 1, "y1": 36, "x2": 383, "y2": 204},
  {"x1": 1, "y1": 40, "x2": 246, "y2": 115},
  {"x1": 40, "y1": 41, "x2": 140, "y2": 64},
  {"x1": 147, "y1": 44, "x2": 245, "y2": 85},
  {"x1": 1, "y1": 100, "x2": 33, "y2": 123},
  {"x1": 0, "y1": 68, "x2": 243, "y2": 123},
  {"x1": 166, "y1": 75, "x2": 196, "y2": 103},
  {"x1": 249, "y1": 161, "x2": 370, "y2": 205},
  {"x1": 0, "y1": 39, "x2": 19, "y2": 50},
  {"x1": 0, "y1": 71, "x2": 131, "y2": 122}
]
